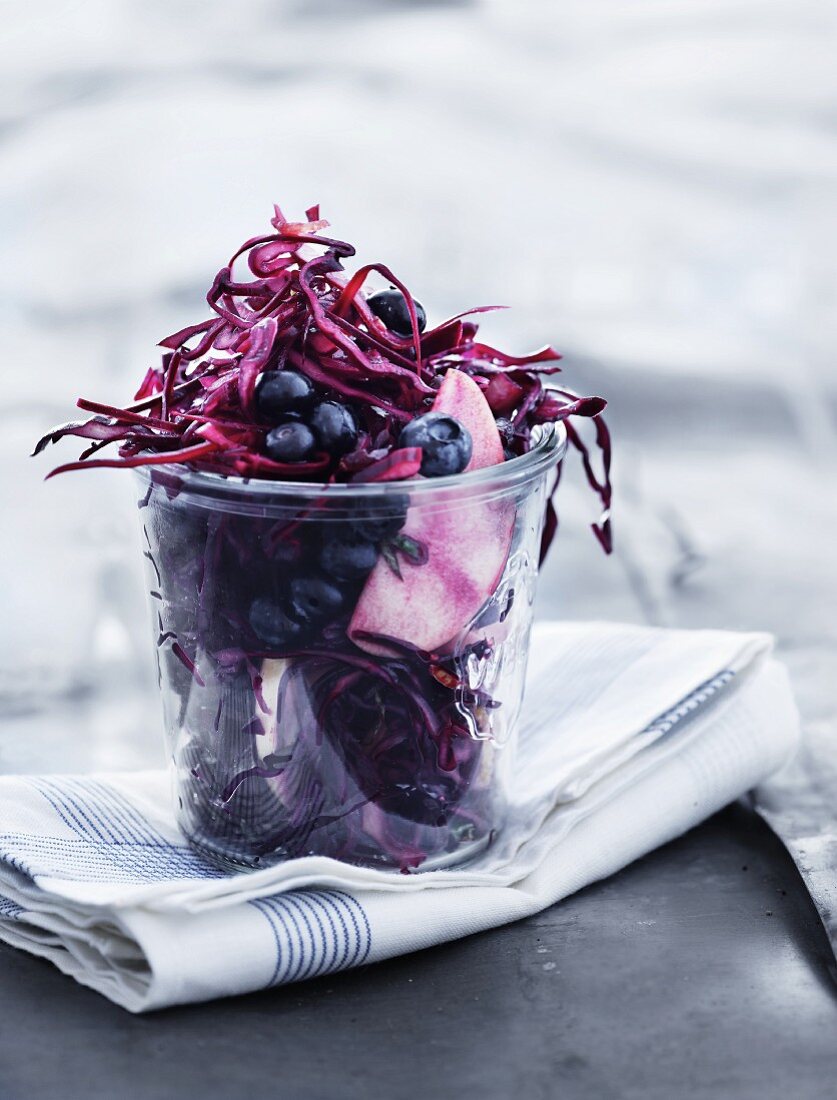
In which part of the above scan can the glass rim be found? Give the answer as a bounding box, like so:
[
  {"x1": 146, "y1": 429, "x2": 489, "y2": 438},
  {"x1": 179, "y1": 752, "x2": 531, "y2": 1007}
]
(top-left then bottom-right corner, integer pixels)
[{"x1": 136, "y1": 420, "x2": 567, "y2": 504}]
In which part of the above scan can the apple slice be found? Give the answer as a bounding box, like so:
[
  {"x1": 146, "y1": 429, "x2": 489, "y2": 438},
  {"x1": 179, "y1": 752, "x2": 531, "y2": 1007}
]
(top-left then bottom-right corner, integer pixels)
[
  {"x1": 349, "y1": 370, "x2": 514, "y2": 656},
  {"x1": 434, "y1": 368, "x2": 506, "y2": 472}
]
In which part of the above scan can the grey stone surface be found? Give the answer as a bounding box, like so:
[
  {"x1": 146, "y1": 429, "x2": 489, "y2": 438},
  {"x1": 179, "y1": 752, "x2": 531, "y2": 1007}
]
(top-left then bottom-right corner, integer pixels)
[{"x1": 2, "y1": 0, "x2": 837, "y2": 1095}]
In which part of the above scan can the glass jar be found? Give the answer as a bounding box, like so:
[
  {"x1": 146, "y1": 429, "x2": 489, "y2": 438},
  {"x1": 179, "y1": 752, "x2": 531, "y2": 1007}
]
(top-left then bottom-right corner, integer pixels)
[{"x1": 136, "y1": 423, "x2": 565, "y2": 872}]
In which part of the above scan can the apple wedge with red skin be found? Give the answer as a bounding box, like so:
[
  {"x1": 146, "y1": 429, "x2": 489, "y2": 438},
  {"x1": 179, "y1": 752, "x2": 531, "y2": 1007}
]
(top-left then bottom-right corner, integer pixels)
[{"x1": 349, "y1": 370, "x2": 515, "y2": 657}]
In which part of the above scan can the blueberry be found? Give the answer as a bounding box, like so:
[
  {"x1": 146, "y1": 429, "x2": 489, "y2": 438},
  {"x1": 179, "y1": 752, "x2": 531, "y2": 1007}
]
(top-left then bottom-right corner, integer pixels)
[
  {"x1": 350, "y1": 494, "x2": 409, "y2": 542},
  {"x1": 367, "y1": 290, "x2": 427, "y2": 338},
  {"x1": 289, "y1": 575, "x2": 345, "y2": 625},
  {"x1": 310, "y1": 401, "x2": 358, "y2": 457},
  {"x1": 249, "y1": 598, "x2": 303, "y2": 647},
  {"x1": 255, "y1": 369, "x2": 315, "y2": 421},
  {"x1": 495, "y1": 419, "x2": 517, "y2": 461},
  {"x1": 265, "y1": 421, "x2": 316, "y2": 463},
  {"x1": 398, "y1": 413, "x2": 472, "y2": 477},
  {"x1": 495, "y1": 417, "x2": 515, "y2": 444},
  {"x1": 319, "y1": 534, "x2": 378, "y2": 581}
]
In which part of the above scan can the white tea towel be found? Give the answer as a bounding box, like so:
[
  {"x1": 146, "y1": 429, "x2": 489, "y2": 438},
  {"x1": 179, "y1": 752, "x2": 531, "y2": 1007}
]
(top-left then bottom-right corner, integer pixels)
[{"x1": 0, "y1": 622, "x2": 799, "y2": 1012}]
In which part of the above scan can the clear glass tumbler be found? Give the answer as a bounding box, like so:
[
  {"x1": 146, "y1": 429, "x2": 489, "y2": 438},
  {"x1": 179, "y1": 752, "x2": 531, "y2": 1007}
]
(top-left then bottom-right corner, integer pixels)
[{"x1": 137, "y1": 423, "x2": 565, "y2": 872}]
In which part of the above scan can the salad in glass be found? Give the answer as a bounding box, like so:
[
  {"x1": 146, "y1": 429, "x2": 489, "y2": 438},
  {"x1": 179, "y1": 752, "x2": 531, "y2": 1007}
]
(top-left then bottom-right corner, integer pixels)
[{"x1": 36, "y1": 205, "x2": 611, "y2": 872}]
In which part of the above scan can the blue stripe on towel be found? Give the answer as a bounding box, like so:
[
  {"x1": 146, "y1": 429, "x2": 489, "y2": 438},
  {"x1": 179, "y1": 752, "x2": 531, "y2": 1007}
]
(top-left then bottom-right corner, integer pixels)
[
  {"x1": 26, "y1": 778, "x2": 173, "y2": 848},
  {"x1": 1, "y1": 777, "x2": 223, "y2": 883},
  {"x1": 251, "y1": 889, "x2": 371, "y2": 988},
  {"x1": 643, "y1": 670, "x2": 735, "y2": 742},
  {"x1": 0, "y1": 895, "x2": 24, "y2": 920},
  {"x1": 325, "y1": 889, "x2": 371, "y2": 967},
  {"x1": 0, "y1": 834, "x2": 225, "y2": 883}
]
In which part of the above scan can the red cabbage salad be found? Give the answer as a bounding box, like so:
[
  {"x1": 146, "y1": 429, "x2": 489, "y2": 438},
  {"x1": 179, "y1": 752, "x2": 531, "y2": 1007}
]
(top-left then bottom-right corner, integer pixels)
[
  {"x1": 35, "y1": 204, "x2": 611, "y2": 551},
  {"x1": 35, "y1": 205, "x2": 612, "y2": 871}
]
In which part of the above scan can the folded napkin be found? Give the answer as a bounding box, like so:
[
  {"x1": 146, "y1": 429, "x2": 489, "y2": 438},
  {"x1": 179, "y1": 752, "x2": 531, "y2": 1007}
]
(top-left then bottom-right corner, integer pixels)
[{"x1": 0, "y1": 621, "x2": 799, "y2": 1012}]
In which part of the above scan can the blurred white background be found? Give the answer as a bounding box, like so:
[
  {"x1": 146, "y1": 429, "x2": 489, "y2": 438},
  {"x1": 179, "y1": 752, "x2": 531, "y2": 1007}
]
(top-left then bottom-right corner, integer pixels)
[{"x1": 1, "y1": 0, "x2": 835, "y2": 771}]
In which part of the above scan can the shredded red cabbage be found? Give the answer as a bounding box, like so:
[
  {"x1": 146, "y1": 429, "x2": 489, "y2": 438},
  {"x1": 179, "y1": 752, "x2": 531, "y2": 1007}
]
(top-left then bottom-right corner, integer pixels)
[{"x1": 34, "y1": 203, "x2": 611, "y2": 558}]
